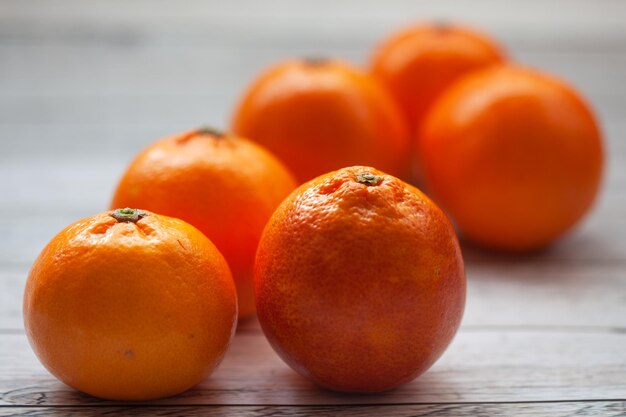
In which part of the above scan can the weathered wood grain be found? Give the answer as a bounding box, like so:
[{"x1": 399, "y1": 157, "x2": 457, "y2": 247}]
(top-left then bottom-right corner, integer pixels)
[
  {"x1": 1, "y1": 328, "x2": 625, "y2": 406},
  {"x1": 1, "y1": 401, "x2": 625, "y2": 417}
]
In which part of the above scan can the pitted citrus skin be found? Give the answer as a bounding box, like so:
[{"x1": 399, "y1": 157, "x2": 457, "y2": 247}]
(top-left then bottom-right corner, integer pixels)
[
  {"x1": 254, "y1": 166, "x2": 466, "y2": 392},
  {"x1": 24, "y1": 210, "x2": 238, "y2": 400}
]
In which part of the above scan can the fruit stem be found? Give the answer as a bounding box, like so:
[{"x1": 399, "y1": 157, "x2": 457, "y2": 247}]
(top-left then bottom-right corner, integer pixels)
[
  {"x1": 303, "y1": 56, "x2": 329, "y2": 66},
  {"x1": 110, "y1": 208, "x2": 147, "y2": 223},
  {"x1": 197, "y1": 126, "x2": 225, "y2": 138},
  {"x1": 355, "y1": 172, "x2": 382, "y2": 186},
  {"x1": 433, "y1": 20, "x2": 452, "y2": 32}
]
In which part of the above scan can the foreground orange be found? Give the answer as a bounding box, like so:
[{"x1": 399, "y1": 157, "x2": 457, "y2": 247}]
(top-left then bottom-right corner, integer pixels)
[
  {"x1": 23, "y1": 209, "x2": 237, "y2": 400},
  {"x1": 231, "y1": 59, "x2": 410, "y2": 182},
  {"x1": 370, "y1": 23, "x2": 504, "y2": 133},
  {"x1": 255, "y1": 166, "x2": 466, "y2": 392},
  {"x1": 111, "y1": 128, "x2": 297, "y2": 318},
  {"x1": 419, "y1": 65, "x2": 604, "y2": 251}
]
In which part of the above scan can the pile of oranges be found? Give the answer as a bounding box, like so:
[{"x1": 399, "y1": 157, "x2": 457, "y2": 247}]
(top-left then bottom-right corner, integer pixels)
[{"x1": 23, "y1": 22, "x2": 603, "y2": 400}]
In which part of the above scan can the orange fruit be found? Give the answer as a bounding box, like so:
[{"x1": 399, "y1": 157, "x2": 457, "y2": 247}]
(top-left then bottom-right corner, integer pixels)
[
  {"x1": 254, "y1": 166, "x2": 466, "y2": 392},
  {"x1": 23, "y1": 209, "x2": 237, "y2": 400},
  {"x1": 370, "y1": 22, "x2": 505, "y2": 133},
  {"x1": 231, "y1": 59, "x2": 410, "y2": 183},
  {"x1": 111, "y1": 128, "x2": 297, "y2": 318},
  {"x1": 419, "y1": 65, "x2": 604, "y2": 251}
]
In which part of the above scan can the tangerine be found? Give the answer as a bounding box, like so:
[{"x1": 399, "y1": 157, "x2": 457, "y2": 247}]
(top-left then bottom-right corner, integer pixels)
[
  {"x1": 370, "y1": 22, "x2": 504, "y2": 133},
  {"x1": 254, "y1": 166, "x2": 466, "y2": 392},
  {"x1": 231, "y1": 59, "x2": 410, "y2": 182},
  {"x1": 419, "y1": 65, "x2": 604, "y2": 251},
  {"x1": 23, "y1": 209, "x2": 237, "y2": 400},
  {"x1": 111, "y1": 128, "x2": 297, "y2": 318}
]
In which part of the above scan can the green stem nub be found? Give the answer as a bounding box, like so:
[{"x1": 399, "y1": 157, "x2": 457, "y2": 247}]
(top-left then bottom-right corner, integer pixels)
[
  {"x1": 110, "y1": 208, "x2": 147, "y2": 223},
  {"x1": 433, "y1": 20, "x2": 452, "y2": 32},
  {"x1": 197, "y1": 126, "x2": 225, "y2": 138},
  {"x1": 355, "y1": 172, "x2": 382, "y2": 186},
  {"x1": 303, "y1": 56, "x2": 329, "y2": 66}
]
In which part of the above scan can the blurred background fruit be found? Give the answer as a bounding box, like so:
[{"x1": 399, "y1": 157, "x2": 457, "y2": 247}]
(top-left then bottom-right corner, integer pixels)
[
  {"x1": 232, "y1": 59, "x2": 410, "y2": 183},
  {"x1": 418, "y1": 65, "x2": 604, "y2": 251},
  {"x1": 370, "y1": 23, "x2": 505, "y2": 136},
  {"x1": 24, "y1": 209, "x2": 237, "y2": 400},
  {"x1": 111, "y1": 128, "x2": 297, "y2": 318}
]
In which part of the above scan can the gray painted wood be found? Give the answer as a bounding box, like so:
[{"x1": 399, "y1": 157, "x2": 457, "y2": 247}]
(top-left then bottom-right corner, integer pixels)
[
  {"x1": 1, "y1": 402, "x2": 625, "y2": 417},
  {"x1": 1, "y1": 329, "x2": 625, "y2": 406},
  {"x1": 2, "y1": 0, "x2": 626, "y2": 53}
]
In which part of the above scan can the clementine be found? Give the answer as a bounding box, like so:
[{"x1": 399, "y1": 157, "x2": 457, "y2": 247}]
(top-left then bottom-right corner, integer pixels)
[
  {"x1": 419, "y1": 65, "x2": 604, "y2": 251},
  {"x1": 254, "y1": 166, "x2": 466, "y2": 392},
  {"x1": 370, "y1": 22, "x2": 505, "y2": 133},
  {"x1": 23, "y1": 209, "x2": 237, "y2": 400},
  {"x1": 111, "y1": 128, "x2": 297, "y2": 318},
  {"x1": 231, "y1": 59, "x2": 410, "y2": 182}
]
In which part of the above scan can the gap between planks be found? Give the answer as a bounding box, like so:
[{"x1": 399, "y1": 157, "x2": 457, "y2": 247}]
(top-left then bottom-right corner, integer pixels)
[
  {"x1": 1, "y1": 330, "x2": 625, "y2": 406},
  {"x1": 0, "y1": 401, "x2": 624, "y2": 417}
]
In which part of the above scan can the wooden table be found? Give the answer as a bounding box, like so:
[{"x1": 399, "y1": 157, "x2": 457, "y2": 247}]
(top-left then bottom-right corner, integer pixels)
[{"x1": 1, "y1": 1, "x2": 625, "y2": 415}]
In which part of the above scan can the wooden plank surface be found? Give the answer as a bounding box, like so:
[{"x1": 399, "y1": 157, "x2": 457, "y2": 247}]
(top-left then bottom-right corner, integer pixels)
[
  {"x1": 2, "y1": 326, "x2": 625, "y2": 406},
  {"x1": 1, "y1": 0, "x2": 625, "y2": 415},
  {"x1": 1, "y1": 402, "x2": 625, "y2": 417}
]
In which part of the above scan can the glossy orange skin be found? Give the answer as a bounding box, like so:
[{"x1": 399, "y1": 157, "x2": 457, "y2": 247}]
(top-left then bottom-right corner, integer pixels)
[
  {"x1": 255, "y1": 166, "x2": 466, "y2": 392},
  {"x1": 111, "y1": 130, "x2": 297, "y2": 318},
  {"x1": 370, "y1": 23, "x2": 505, "y2": 133},
  {"x1": 419, "y1": 65, "x2": 604, "y2": 251},
  {"x1": 23, "y1": 210, "x2": 237, "y2": 401},
  {"x1": 231, "y1": 59, "x2": 410, "y2": 183}
]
